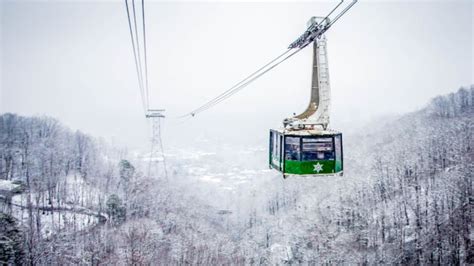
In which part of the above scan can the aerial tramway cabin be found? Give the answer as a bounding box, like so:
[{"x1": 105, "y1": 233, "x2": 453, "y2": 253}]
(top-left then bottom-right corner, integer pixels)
[
  {"x1": 267, "y1": 11, "x2": 354, "y2": 178},
  {"x1": 269, "y1": 129, "x2": 343, "y2": 177}
]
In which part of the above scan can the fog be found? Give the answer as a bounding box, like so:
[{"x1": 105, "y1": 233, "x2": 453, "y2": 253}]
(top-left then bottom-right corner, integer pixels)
[{"x1": 1, "y1": 0, "x2": 472, "y2": 150}]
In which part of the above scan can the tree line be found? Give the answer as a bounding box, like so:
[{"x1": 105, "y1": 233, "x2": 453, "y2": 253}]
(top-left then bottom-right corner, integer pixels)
[{"x1": 0, "y1": 86, "x2": 472, "y2": 264}]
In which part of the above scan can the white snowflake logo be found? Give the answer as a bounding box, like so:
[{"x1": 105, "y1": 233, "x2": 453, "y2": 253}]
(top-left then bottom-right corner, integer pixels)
[{"x1": 313, "y1": 162, "x2": 323, "y2": 173}]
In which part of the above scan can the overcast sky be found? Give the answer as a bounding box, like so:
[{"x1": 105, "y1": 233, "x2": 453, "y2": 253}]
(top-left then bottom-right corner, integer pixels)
[{"x1": 1, "y1": 0, "x2": 472, "y2": 150}]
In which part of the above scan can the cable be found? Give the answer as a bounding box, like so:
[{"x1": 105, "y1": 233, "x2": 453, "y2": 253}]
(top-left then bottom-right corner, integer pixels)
[
  {"x1": 131, "y1": 0, "x2": 146, "y2": 109},
  {"x1": 195, "y1": 48, "x2": 302, "y2": 114},
  {"x1": 124, "y1": 0, "x2": 147, "y2": 114},
  {"x1": 141, "y1": 0, "x2": 150, "y2": 110},
  {"x1": 186, "y1": 47, "x2": 303, "y2": 117},
  {"x1": 184, "y1": 49, "x2": 291, "y2": 115},
  {"x1": 327, "y1": 0, "x2": 358, "y2": 28},
  {"x1": 319, "y1": 0, "x2": 344, "y2": 27},
  {"x1": 184, "y1": 49, "x2": 292, "y2": 117},
  {"x1": 181, "y1": 49, "x2": 293, "y2": 117},
  {"x1": 194, "y1": 47, "x2": 303, "y2": 115}
]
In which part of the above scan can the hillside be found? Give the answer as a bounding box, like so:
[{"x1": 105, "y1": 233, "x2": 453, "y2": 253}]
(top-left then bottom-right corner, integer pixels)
[
  {"x1": 211, "y1": 86, "x2": 473, "y2": 264},
  {"x1": 320, "y1": 85, "x2": 473, "y2": 264},
  {"x1": 0, "y1": 86, "x2": 472, "y2": 264}
]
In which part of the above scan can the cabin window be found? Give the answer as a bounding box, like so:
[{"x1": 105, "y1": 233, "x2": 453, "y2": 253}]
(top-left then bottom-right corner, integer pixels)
[
  {"x1": 270, "y1": 131, "x2": 274, "y2": 154},
  {"x1": 335, "y1": 134, "x2": 342, "y2": 162},
  {"x1": 302, "y1": 137, "x2": 335, "y2": 161},
  {"x1": 285, "y1": 137, "x2": 300, "y2": 161},
  {"x1": 270, "y1": 132, "x2": 282, "y2": 169},
  {"x1": 272, "y1": 132, "x2": 279, "y2": 159}
]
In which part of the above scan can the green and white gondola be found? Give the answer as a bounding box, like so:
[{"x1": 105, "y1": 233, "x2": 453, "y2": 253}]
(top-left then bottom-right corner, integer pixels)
[
  {"x1": 269, "y1": 129, "x2": 343, "y2": 177},
  {"x1": 269, "y1": 16, "x2": 345, "y2": 178}
]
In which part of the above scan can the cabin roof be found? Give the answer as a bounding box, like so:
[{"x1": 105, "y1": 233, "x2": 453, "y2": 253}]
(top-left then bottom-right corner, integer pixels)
[{"x1": 271, "y1": 128, "x2": 341, "y2": 136}]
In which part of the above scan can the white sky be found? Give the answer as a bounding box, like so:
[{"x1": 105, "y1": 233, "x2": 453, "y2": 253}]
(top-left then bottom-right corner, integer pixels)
[{"x1": 1, "y1": 0, "x2": 473, "y2": 149}]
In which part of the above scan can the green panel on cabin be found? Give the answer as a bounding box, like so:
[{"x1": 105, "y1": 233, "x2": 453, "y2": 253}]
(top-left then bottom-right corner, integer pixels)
[
  {"x1": 335, "y1": 159, "x2": 343, "y2": 172},
  {"x1": 284, "y1": 160, "x2": 337, "y2": 175}
]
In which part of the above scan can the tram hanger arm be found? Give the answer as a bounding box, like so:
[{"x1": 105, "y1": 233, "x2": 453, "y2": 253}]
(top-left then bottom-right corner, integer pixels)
[{"x1": 288, "y1": 0, "x2": 357, "y2": 49}]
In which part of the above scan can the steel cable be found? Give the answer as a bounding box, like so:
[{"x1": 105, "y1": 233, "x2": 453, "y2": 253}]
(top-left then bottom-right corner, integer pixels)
[
  {"x1": 141, "y1": 0, "x2": 150, "y2": 110},
  {"x1": 186, "y1": 47, "x2": 303, "y2": 117},
  {"x1": 124, "y1": 0, "x2": 147, "y2": 114},
  {"x1": 131, "y1": 0, "x2": 147, "y2": 109},
  {"x1": 181, "y1": 49, "x2": 293, "y2": 117}
]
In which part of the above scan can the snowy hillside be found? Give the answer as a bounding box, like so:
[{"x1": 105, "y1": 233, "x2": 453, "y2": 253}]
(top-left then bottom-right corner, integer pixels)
[{"x1": 0, "y1": 86, "x2": 472, "y2": 264}]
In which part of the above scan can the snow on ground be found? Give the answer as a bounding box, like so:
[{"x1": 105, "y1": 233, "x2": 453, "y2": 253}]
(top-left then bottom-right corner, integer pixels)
[
  {"x1": 199, "y1": 175, "x2": 222, "y2": 183},
  {"x1": 13, "y1": 207, "x2": 99, "y2": 238},
  {"x1": 11, "y1": 174, "x2": 102, "y2": 211},
  {"x1": 0, "y1": 179, "x2": 20, "y2": 192},
  {"x1": 8, "y1": 174, "x2": 105, "y2": 238}
]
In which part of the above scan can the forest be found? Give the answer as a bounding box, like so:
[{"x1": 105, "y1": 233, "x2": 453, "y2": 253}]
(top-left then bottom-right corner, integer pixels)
[{"x1": 0, "y1": 86, "x2": 472, "y2": 265}]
